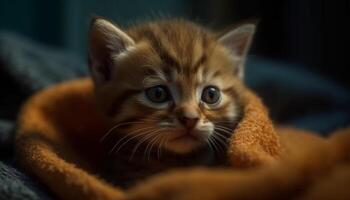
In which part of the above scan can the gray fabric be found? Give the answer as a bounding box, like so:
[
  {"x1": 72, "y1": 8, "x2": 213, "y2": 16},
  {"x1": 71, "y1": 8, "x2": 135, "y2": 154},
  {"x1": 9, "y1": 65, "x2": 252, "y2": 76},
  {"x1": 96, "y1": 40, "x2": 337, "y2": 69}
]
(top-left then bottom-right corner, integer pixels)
[
  {"x1": 0, "y1": 32, "x2": 87, "y2": 92},
  {"x1": 0, "y1": 120, "x2": 52, "y2": 200},
  {"x1": 0, "y1": 120, "x2": 14, "y2": 158},
  {"x1": 0, "y1": 32, "x2": 87, "y2": 200},
  {"x1": 0, "y1": 161, "x2": 52, "y2": 200},
  {"x1": 246, "y1": 57, "x2": 350, "y2": 134}
]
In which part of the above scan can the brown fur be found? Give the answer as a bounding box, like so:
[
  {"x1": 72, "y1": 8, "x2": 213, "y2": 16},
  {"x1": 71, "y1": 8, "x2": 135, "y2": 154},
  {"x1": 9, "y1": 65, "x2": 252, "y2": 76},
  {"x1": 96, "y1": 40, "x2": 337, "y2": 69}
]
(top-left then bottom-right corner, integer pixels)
[{"x1": 86, "y1": 19, "x2": 254, "y2": 186}]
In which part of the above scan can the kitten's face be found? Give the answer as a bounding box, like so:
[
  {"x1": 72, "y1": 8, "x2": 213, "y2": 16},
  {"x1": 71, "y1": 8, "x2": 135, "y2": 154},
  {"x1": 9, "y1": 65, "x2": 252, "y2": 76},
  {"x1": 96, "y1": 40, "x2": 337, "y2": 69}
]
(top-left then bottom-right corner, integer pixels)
[{"x1": 89, "y1": 19, "x2": 255, "y2": 154}]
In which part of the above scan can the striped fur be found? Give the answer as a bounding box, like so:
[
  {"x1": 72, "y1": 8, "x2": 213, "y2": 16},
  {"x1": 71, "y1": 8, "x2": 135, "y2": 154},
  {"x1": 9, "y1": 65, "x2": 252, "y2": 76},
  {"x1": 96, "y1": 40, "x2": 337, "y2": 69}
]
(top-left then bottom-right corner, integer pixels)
[{"x1": 89, "y1": 18, "x2": 254, "y2": 186}]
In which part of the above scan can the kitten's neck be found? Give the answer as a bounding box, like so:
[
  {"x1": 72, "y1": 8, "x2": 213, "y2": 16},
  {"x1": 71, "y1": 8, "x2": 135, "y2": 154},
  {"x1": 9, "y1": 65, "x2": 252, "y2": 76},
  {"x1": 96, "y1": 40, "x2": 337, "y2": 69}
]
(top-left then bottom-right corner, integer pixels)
[
  {"x1": 104, "y1": 143, "x2": 228, "y2": 188},
  {"x1": 114, "y1": 142, "x2": 226, "y2": 167}
]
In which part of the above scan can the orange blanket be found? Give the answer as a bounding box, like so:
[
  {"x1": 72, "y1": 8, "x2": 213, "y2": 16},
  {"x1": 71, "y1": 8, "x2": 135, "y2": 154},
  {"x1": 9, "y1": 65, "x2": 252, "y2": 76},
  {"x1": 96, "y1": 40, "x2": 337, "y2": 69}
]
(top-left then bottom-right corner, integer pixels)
[{"x1": 16, "y1": 78, "x2": 350, "y2": 200}]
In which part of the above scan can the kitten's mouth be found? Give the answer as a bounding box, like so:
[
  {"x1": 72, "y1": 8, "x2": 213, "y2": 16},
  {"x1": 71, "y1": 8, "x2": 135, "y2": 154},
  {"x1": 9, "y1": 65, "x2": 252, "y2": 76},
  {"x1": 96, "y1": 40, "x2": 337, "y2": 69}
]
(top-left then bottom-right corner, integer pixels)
[
  {"x1": 170, "y1": 130, "x2": 204, "y2": 142},
  {"x1": 166, "y1": 130, "x2": 207, "y2": 154}
]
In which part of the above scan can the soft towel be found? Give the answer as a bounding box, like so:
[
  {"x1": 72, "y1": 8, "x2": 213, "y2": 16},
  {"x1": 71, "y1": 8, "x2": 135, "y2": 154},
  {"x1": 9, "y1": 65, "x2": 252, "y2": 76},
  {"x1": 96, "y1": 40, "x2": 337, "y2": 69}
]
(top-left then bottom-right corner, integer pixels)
[{"x1": 15, "y1": 78, "x2": 350, "y2": 200}]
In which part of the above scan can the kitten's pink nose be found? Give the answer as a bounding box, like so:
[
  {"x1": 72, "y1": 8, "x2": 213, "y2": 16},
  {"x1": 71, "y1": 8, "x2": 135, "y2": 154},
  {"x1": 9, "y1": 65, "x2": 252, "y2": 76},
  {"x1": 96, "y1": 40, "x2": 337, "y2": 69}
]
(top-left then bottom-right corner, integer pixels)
[{"x1": 178, "y1": 117, "x2": 199, "y2": 130}]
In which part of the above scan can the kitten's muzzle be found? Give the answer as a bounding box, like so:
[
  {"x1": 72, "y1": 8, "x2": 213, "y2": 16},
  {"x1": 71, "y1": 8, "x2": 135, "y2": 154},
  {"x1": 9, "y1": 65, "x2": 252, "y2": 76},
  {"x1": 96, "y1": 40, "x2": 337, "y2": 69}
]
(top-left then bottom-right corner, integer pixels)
[{"x1": 178, "y1": 116, "x2": 199, "y2": 130}]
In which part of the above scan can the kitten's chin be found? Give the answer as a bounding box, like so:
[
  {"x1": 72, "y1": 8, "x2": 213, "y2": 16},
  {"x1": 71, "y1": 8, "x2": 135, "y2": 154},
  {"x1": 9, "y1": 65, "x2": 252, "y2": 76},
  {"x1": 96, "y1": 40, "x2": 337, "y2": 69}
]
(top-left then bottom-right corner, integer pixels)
[{"x1": 165, "y1": 135, "x2": 204, "y2": 154}]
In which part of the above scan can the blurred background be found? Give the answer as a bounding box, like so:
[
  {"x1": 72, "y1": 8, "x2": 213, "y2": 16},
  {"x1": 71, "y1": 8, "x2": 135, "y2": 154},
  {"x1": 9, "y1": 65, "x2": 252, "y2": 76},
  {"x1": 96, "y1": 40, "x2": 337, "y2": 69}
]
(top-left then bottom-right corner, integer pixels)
[
  {"x1": 1, "y1": 0, "x2": 349, "y2": 85},
  {"x1": 0, "y1": 0, "x2": 349, "y2": 133}
]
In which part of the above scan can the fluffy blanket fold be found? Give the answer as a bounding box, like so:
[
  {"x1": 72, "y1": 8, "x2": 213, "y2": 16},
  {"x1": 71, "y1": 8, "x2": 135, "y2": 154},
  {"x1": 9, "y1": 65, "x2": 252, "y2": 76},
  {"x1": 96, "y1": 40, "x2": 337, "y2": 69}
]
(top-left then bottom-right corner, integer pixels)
[{"x1": 16, "y1": 78, "x2": 350, "y2": 200}]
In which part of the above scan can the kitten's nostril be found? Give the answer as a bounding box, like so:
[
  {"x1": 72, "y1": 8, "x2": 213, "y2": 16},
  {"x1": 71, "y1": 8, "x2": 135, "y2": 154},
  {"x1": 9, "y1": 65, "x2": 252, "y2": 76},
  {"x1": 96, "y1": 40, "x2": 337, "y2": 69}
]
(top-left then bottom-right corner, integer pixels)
[{"x1": 178, "y1": 117, "x2": 199, "y2": 129}]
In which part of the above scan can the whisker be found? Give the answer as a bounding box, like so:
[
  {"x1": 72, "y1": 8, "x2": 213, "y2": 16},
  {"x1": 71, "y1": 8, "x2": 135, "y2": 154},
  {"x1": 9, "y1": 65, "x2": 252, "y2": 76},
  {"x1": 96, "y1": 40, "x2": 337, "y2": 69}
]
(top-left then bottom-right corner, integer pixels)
[
  {"x1": 211, "y1": 135, "x2": 224, "y2": 154},
  {"x1": 157, "y1": 134, "x2": 167, "y2": 160},
  {"x1": 100, "y1": 120, "x2": 155, "y2": 142},
  {"x1": 206, "y1": 137, "x2": 215, "y2": 157},
  {"x1": 213, "y1": 131, "x2": 229, "y2": 140},
  {"x1": 212, "y1": 139, "x2": 222, "y2": 156},
  {"x1": 215, "y1": 120, "x2": 234, "y2": 124},
  {"x1": 109, "y1": 127, "x2": 155, "y2": 154},
  {"x1": 215, "y1": 125, "x2": 233, "y2": 132},
  {"x1": 113, "y1": 128, "x2": 160, "y2": 155},
  {"x1": 129, "y1": 133, "x2": 155, "y2": 161},
  {"x1": 214, "y1": 127, "x2": 233, "y2": 135},
  {"x1": 146, "y1": 134, "x2": 162, "y2": 162},
  {"x1": 129, "y1": 128, "x2": 166, "y2": 161},
  {"x1": 143, "y1": 137, "x2": 153, "y2": 161},
  {"x1": 212, "y1": 132, "x2": 228, "y2": 151},
  {"x1": 144, "y1": 131, "x2": 163, "y2": 161},
  {"x1": 208, "y1": 136, "x2": 219, "y2": 157}
]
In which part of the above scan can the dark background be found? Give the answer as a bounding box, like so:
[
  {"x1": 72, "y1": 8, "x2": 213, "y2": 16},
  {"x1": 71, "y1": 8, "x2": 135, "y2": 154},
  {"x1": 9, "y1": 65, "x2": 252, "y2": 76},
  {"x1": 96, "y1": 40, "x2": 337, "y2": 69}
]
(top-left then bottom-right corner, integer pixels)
[{"x1": 1, "y1": 0, "x2": 349, "y2": 87}]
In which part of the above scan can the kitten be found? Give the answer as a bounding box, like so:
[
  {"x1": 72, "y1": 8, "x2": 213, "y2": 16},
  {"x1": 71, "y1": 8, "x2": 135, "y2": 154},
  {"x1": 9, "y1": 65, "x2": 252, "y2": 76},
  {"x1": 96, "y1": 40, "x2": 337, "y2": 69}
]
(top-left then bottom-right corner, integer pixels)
[{"x1": 88, "y1": 18, "x2": 255, "y2": 187}]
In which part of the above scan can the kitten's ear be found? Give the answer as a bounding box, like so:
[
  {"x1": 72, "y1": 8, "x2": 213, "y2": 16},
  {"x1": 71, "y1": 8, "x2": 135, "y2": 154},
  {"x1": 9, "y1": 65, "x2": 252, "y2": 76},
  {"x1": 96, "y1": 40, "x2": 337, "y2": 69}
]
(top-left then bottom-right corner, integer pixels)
[
  {"x1": 219, "y1": 24, "x2": 256, "y2": 79},
  {"x1": 88, "y1": 18, "x2": 135, "y2": 85}
]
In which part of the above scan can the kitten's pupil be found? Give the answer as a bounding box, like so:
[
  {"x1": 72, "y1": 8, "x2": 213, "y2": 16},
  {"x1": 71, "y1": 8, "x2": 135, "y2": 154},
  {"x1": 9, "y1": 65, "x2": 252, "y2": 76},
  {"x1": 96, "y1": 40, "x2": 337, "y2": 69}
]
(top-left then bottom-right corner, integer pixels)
[
  {"x1": 201, "y1": 86, "x2": 220, "y2": 104},
  {"x1": 145, "y1": 85, "x2": 169, "y2": 103},
  {"x1": 208, "y1": 89, "x2": 215, "y2": 99},
  {"x1": 155, "y1": 88, "x2": 162, "y2": 98}
]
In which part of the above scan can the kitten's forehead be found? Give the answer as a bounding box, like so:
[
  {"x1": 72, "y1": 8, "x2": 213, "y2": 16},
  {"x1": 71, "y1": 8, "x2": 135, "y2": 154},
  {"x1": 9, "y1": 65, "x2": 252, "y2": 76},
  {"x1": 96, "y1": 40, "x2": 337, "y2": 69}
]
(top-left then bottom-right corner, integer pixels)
[
  {"x1": 128, "y1": 20, "x2": 225, "y2": 72},
  {"x1": 126, "y1": 20, "x2": 234, "y2": 88}
]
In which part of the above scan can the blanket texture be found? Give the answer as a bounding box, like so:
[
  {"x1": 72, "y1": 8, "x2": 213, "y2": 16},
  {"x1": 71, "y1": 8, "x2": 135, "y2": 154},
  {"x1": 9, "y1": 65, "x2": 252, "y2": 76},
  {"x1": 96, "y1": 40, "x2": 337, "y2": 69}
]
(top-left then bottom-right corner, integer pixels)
[
  {"x1": 15, "y1": 77, "x2": 350, "y2": 200},
  {"x1": 0, "y1": 32, "x2": 349, "y2": 199}
]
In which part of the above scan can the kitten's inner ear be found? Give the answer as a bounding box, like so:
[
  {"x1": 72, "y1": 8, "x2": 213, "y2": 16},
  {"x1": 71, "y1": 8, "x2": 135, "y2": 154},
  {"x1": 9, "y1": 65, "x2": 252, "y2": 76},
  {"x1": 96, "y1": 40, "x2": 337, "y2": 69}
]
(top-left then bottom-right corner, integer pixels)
[
  {"x1": 219, "y1": 24, "x2": 255, "y2": 79},
  {"x1": 88, "y1": 18, "x2": 135, "y2": 85}
]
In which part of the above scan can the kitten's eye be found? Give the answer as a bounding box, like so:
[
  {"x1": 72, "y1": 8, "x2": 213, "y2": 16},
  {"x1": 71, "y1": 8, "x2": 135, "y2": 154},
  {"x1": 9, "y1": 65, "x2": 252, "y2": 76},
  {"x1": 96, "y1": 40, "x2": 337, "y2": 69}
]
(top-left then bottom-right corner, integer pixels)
[
  {"x1": 145, "y1": 85, "x2": 170, "y2": 103},
  {"x1": 201, "y1": 86, "x2": 221, "y2": 104}
]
